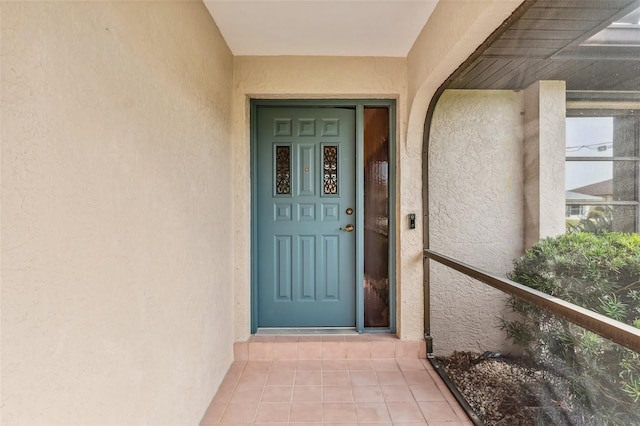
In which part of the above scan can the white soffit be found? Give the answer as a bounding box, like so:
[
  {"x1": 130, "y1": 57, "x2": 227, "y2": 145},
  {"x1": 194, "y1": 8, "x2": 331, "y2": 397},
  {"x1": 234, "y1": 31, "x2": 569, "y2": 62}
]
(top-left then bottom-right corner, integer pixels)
[{"x1": 203, "y1": 0, "x2": 439, "y2": 57}]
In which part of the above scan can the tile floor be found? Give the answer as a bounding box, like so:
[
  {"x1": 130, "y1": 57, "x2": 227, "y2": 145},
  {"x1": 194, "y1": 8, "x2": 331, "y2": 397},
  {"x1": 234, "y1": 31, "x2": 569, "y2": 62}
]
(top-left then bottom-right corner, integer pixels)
[{"x1": 200, "y1": 336, "x2": 472, "y2": 426}]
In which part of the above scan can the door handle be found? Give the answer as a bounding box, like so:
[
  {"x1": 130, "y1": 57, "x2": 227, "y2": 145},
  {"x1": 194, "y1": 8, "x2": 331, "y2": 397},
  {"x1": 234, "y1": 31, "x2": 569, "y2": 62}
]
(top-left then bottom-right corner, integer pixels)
[{"x1": 340, "y1": 224, "x2": 355, "y2": 232}]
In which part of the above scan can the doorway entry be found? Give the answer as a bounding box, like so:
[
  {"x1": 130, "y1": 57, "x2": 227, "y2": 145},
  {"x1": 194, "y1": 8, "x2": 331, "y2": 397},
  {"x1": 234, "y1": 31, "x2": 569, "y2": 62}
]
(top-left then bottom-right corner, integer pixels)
[{"x1": 251, "y1": 100, "x2": 396, "y2": 333}]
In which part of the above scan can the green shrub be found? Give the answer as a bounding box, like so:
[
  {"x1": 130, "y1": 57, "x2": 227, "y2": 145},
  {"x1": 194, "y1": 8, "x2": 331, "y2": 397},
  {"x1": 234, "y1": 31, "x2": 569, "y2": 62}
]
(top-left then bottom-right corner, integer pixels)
[{"x1": 502, "y1": 232, "x2": 640, "y2": 425}]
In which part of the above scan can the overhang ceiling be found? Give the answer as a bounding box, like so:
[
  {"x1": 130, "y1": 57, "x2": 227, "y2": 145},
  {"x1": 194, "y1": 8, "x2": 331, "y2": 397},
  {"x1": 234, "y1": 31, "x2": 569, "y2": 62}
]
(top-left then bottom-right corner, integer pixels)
[
  {"x1": 203, "y1": 0, "x2": 438, "y2": 57},
  {"x1": 447, "y1": 0, "x2": 640, "y2": 92}
]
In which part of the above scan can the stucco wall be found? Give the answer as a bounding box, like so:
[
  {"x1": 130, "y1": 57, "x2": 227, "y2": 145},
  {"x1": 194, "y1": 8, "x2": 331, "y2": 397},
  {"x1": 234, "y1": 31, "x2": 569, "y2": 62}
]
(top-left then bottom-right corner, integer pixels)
[
  {"x1": 428, "y1": 90, "x2": 524, "y2": 355},
  {"x1": 1, "y1": 2, "x2": 234, "y2": 424},
  {"x1": 523, "y1": 81, "x2": 567, "y2": 249},
  {"x1": 232, "y1": 56, "x2": 408, "y2": 340},
  {"x1": 402, "y1": 0, "x2": 522, "y2": 340}
]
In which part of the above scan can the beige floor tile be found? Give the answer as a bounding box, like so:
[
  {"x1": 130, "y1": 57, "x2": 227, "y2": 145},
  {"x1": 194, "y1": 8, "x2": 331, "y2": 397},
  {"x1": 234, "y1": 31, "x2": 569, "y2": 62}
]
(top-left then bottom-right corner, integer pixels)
[
  {"x1": 322, "y1": 336, "x2": 346, "y2": 342},
  {"x1": 417, "y1": 401, "x2": 459, "y2": 422},
  {"x1": 354, "y1": 402, "x2": 391, "y2": 422},
  {"x1": 322, "y1": 385, "x2": 353, "y2": 402},
  {"x1": 346, "y1": 341, "x2": 372, "y2": 359},
  {"x1": 296, "y1": 360, "x2": 323, "y2": 371},
  {"x1": 219, "y1": 403, "x2": 258, "y2": 424},
  {"x1": 409, "y1": 383, "x2": 446, "y2": 402},
  {"x1": 351, "y1": 385, "x2": 384, "y2": 402},
  {"x1": 347, "y1": 359, "x2": 374, "y2": 370},
  {"x1": 322, "y1": 423, "x2": 359, "y2": 426},
  {"x1": 295, "y1": 370, "x2": 322, "y2": 386},
  {"x1": 217, "y1": 424, "x2": 253, "y2": 426},
  {"x1": 273, "y1": 335, "x2": 298, "y2": 342},
  {"x1": 270, "y1": 360, "x2": 297, "y2": 371},
  {"x1": 254, "y1": 423, "x2": 288, "y2": 426},
  {"x1": 402, "y1": 369, "x2": 431, "y2": 385},
  {"x1": 322, "y1": 359, "x2": 348, "y2": 370},
  {"x1": 396, "y1": 358, "x2": 426, "y2": 371},
  {"x1": 322, "y1": 402, "x2": 358, "y2": 423},
  {"x1": 381, "y1": 384, "x2": 414, "y2": 402},
  {"x1": 395, "y1": 341, "x2": 420, "y2": 358},
  {"x1": 322, "y1": 342, "x2": 347, "y2": 359},
  {"x1": 386, "y1": 402, "x2": 426, "y2": 423},
  {"x1": 272, "y1": 342, "x2": 298, "y2": 359},
  {"x1": 246, "y1": 361, "x2": 272, "y2": 371},
  {"x1": 250, "y1": 335, "x2": 276, "y2": 342},
  {"x1": 322, "y1": 370, "x2": 349, "y2": 386},
  {"x1": 230, "y1": 385, "x2": 264, "y2": 403},
  {"x1": 254, "y1": 402, "x2": 291, "y2": 423},
  {"x1": 370, "y1": 341, "x2": 396, "y2": 358},
  {"x1": 349, "y1": 370, "x2": 378, "y2": 386},
  {"x1": 370, "y1": 358, "x2": 399, "y2": 371},
  {"x1": 369, "y1": 334, "x2": 398, "y2": 341},
  {"x1": 292, "y1": 385, "x2": 322, "y2": 402},
  {"x1": 261, "y1": 385, "x2": 293, "y2": 403},
  {"x1": 298, "y1": 336, "x2": 322, "y2": 342},
  {"x1": 266, "y1": 370, "x2": 295, "y2": 386},
  {"x1": 289, "y1": 402, "x2": 324, "y2": 422},
  {"x1": 376, "y1": 370, "x2": 406, "y2": 385},
  {"x1": 344, "y1": 334, "x2": 371, "y2": 342},
  {"x1": 238, "y1": 369, "x2": 268, "y2": 386},
  {"x1": 298, "y1": 342, "x2": 322, "y2": 359},
  {"x1": 249, "y1": 342, "x2": 273, "y2": 360}
]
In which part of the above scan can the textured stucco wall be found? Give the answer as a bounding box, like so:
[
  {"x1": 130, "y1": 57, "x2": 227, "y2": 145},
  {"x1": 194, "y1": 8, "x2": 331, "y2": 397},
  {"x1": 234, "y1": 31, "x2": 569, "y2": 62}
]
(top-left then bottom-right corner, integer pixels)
[
  {"x1": 428, "y1": 90, "x2": 524, "y2": 355},
  {"x1": 231, "y1": 56, "x2": 409, "y2": 339},
  {"x1": 403, "y1": 0, "x2": 522, "y2": 340},
  {"x1": 523, "y1": 81, "x2": 567, "y2": 249},
  {"x1": 1, "y1": 2, "x2": 234, "y2": 424}
]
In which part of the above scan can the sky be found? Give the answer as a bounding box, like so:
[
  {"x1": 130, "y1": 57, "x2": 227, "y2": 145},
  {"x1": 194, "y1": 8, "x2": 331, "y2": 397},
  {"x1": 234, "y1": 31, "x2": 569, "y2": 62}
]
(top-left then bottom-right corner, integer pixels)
[{"x1": 565, "y1": 117, "x2": 613, "y2": 191}]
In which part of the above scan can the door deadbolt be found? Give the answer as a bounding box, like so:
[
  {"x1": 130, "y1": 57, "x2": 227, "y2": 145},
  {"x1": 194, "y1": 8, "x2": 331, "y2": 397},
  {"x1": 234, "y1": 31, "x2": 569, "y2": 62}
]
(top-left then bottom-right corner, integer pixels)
[{"x1": 346, "y1": 208, "x2": 353, "y2": 215}]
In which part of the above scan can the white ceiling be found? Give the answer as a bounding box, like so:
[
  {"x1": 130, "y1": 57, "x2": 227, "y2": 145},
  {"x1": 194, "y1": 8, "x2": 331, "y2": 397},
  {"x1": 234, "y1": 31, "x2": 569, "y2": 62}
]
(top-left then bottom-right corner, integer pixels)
[{"x1": 203, "y1": 1, "x2": 439, "y2": 57}]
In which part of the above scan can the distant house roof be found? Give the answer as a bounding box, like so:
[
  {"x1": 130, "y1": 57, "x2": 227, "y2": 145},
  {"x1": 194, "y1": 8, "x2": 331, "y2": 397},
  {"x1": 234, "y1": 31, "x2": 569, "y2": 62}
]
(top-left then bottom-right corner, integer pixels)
[
  {"x1": 569, "y1": 179, "x2": 613, "y2": 197},
  {"x1": 566, "y1": 191, "x2": 603, "y2": 201}
]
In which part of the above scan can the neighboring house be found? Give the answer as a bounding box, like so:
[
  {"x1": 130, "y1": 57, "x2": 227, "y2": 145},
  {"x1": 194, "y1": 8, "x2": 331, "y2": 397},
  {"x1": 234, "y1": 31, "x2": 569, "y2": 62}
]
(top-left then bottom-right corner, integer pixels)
[
  {"x1": 565, "y1": 190, "x2": 606, "y2": 223},
  {"x1": 2, "y1": 0, "x2": 638, "y2": 424},
  {"x1": 566, "y1": 179, "x2": 618, "y2": 227},
  {"x1": 571, "y1": 179, "x2": 614, "y2": 202}
]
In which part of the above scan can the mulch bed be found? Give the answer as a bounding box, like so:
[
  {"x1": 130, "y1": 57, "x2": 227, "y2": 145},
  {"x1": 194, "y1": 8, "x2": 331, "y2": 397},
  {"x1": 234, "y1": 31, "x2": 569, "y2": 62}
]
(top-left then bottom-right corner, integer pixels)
[{"x1": 437, "y1": 351, "x2": 573, "y2": 426}]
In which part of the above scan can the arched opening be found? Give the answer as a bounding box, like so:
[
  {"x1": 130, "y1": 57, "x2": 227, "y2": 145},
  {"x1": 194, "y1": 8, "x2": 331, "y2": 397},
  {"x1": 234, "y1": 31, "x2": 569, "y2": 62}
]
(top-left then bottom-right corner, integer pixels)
[{"x1": 421, "y1": 1, "x2": 640, "y2": 423}]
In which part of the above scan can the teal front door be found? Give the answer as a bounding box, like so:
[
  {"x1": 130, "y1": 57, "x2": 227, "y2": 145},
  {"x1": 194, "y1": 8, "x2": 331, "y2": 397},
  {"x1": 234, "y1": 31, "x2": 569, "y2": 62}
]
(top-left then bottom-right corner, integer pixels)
[{"x1": 256, "y1": 106, "x2": 356, "y2": 327}]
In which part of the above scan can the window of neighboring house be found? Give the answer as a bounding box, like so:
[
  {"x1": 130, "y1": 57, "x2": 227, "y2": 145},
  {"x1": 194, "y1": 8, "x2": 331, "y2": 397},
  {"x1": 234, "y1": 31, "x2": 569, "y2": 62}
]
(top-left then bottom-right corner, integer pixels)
[
  {"x1": 565, "y1": 204, "x2": 585, "y2": 217},
  {"x1": 565, "y1": 109, "x2": 640, "y2": 233}
]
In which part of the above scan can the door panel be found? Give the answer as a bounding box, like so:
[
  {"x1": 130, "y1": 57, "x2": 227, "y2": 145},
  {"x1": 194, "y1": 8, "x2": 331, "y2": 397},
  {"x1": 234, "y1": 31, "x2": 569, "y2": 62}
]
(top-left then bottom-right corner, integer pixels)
[{"x1": 256, "y1": 106, "x2": 356, "y2": 327}]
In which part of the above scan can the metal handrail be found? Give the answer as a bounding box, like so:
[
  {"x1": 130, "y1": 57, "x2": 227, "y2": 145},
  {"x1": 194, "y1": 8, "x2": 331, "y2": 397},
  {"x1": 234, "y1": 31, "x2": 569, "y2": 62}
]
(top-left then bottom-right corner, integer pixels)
[{"x1": 424, "y1": 249, "x2": 640, "y2": 354}]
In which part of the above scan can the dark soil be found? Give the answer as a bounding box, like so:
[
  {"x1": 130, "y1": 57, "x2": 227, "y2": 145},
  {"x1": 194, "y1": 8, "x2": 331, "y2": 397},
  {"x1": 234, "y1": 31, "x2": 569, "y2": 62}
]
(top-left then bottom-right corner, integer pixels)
[{"x1": 437, "y1": 351, "x2": 573, "y2": 426}]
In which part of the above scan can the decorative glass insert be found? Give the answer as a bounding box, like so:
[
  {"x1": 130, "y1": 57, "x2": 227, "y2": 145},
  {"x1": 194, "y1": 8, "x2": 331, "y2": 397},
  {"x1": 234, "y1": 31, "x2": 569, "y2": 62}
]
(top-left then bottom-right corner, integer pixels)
[
  {"x1": 323, "y1": 146, "x2": 338, "y2": 194},
  {"x1": 275, "y1": 145, "x2": 291, "y2": 195}
]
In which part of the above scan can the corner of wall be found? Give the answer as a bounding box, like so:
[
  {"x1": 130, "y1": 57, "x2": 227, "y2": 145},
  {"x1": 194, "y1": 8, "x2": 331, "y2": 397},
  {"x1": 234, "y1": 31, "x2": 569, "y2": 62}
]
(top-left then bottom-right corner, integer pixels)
[{"x1": 523, "y1": 80, "x2": 567, "y2": 249}]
